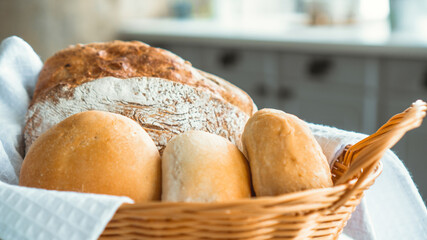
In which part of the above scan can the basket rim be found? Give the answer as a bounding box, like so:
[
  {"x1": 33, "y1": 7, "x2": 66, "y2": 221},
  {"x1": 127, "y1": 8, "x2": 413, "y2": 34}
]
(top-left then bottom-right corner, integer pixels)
[{"x1": 118, "y1": 161, "x2": 383, "y2": 210}]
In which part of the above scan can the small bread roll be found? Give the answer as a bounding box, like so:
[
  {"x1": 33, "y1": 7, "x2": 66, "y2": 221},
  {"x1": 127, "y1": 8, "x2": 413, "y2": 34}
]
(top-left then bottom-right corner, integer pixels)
[
  {"x1": 242, "y1": 109, "x2": 333, "y2": 196},
  {"x1": 20, "y1": 110, "x2": 161, "y2": 203},
  {"x1": 162, "y1": 130, "x2": 251, "y2": 202}
]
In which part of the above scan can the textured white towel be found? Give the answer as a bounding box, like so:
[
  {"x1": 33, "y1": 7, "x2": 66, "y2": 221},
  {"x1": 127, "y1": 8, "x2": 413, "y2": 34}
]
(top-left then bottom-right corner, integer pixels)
[
  {"x1": 309, "y1": 122, "x2": 427, "y2": 240},
  {"x1": 364, "y1": 150, "x2": 427, "y2": 239},
  {"x1": 0, "y1": 36, "x2": 426, "y2": 240},
  {"x1": 0, "y1": 36, "x2": 132, "y2": 240},
  {"x1": 0, "y1": 36, "x2": 42, "y2": 185}
]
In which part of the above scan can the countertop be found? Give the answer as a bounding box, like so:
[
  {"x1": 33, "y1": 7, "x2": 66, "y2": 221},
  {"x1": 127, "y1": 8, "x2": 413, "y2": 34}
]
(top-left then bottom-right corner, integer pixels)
[{"x1": 119, "y1": 18, "x2": 427, "y2": 59}]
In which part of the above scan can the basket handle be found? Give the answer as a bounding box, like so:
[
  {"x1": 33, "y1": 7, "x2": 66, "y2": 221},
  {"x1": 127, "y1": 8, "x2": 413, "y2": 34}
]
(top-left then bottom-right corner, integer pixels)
[{"x1": 331, "y1": 100, "x2": 427, "y2": 209}]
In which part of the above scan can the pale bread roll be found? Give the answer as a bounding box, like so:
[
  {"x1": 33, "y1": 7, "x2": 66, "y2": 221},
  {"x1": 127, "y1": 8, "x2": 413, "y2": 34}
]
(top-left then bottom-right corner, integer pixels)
[
  {"x1": 162, "y1": 130, "x2": 251, "y2": 202},
  {"x1": 19, "y1": 110, "x2": 161, "y2": 203},
  {"x1": 242, "y1": 109, "x2": 333, "y2": 196}
]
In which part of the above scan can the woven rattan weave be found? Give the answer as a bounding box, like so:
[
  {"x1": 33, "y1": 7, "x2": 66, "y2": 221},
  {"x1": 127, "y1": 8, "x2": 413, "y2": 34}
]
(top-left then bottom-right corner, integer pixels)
[{"x1": 101, "y1": 100, "x2": 427, "y2": 240}]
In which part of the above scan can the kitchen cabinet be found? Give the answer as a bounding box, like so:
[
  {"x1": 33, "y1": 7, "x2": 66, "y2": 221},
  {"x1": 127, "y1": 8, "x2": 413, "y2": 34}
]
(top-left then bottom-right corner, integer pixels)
[
  {"x1": 163, "y1": 44, "x2": 281, "y2": 109},
  {"x1": 159, "y1": 44, "x2": 205, "y2": 69},
  {"x1": 380, "y1": 59, "x2": 427, "y2": 95},
  {"x1": 278, "y1": 54, "x2": 369, "y2": 132},
  {"x1": 379, "y1": 60, "x2": 427, "y2": 160},
  {"x1": 201, "y1": 47, "x2": 280, "y2": 109},
  {"x1": 379, "y1": 60, "x2": 427, "y2": 199}
]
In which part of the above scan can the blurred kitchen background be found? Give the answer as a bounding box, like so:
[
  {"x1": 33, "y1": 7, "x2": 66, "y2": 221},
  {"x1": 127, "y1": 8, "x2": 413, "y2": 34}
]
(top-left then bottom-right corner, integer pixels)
[{"x1": 1, "y1": 0, "x2": 427, "y2": 202}]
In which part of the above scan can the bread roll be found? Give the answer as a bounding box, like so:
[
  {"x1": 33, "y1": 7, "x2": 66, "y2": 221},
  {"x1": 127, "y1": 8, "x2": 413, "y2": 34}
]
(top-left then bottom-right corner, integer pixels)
[
  {"x1": 25, "y1": 41, "x2": 256, "y2": 154},
  {"x1": 162, "y1": 130, "x2": 251, "y2": 202},
  {"x1": 20, "y1": 110, "x2": 161, "y2": 203},
  {"x1": 242, "y1": 109, "x2": 333, "y2": 196}
]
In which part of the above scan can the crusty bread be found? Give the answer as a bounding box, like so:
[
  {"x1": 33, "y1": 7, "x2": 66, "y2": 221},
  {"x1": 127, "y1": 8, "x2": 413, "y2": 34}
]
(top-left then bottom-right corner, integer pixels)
[
  {"x1": 24, "y1": 77, "x2": 249, "y2": 154},
  {"x1": 242, "y1": 109, "x2": 333, "y2": 196},
  {"x1": 25, "y1": 41, "x2": 255, "y2": 154},
  {"x1": 32, "y1": 40, "x2": 255, "y2": 115},
  {"x1": 20, "y1": 110, "x2": 161, "y2": 203},
  {"x1": 162, "y1": 130, "x2": 251, "y2": 202}
]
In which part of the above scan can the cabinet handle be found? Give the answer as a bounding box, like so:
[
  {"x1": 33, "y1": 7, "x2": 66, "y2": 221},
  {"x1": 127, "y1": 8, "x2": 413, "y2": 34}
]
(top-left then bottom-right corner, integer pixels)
[
  {"x1": 307, "y1": 58, "x2": 333, "y2": 79},
  {"x1": 277, "y1": 86, "x2": 294, "y2": 100},
  {"x1": 219, "y1": 50, "x2": 240, "y2": 69}
]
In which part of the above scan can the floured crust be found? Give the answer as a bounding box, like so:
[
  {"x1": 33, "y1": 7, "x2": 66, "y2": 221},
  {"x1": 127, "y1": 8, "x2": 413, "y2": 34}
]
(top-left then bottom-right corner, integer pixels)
[
  {"x1": 162, "y1": 130, "x2": 251, "y2": 203},
  {"x1": 25, "y1": 77, "x2": 249, "y2": 154},
  {"x1": 33, "y1": 40, "x2": 256, "y2": 115}
]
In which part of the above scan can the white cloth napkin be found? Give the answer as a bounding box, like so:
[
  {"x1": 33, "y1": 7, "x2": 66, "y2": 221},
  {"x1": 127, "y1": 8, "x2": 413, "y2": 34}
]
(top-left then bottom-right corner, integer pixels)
[
  {"x1": 0, "y1": 36, "x2": 133, "y2": 240},
  {"x1": 0, "y1": 35, "x2": 42, "y2": 185},
  {"x1": 309, "y1": 124, "x2": 376, "y2": 240},
  {"x1": 0, "y1": 36, "x2": 426, "y2": 240},
  {"x1": 310, "y1": 121, "x2": 427, "y2": 240}
]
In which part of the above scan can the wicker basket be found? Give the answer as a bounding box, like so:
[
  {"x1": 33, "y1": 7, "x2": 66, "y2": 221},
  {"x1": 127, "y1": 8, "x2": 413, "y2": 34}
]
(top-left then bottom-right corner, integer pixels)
[{"x1": 100, "y1": 100, "x2": 427, "y2": 240}]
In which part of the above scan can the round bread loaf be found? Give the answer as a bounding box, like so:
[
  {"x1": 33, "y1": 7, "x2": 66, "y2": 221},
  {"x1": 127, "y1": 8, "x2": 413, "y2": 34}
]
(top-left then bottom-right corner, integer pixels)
[
  {"x1": 242, "y1": 109, "x2": 333, "y2": 196},
  {"x1": 20, "y1": 110, "x2": 161, "y2": 203},
  {"x1": 25, "y1": 40, "x2": 256, "y2": 154},
  {"x1": 25, "y1": 77, "x2": 249, "y2": 155},
  {"x1": 32, "y1": 40, "x2": 255, "y2": 115},
  {"x1": 162, "y1": 130, "x2": 251, "y2": 202}
]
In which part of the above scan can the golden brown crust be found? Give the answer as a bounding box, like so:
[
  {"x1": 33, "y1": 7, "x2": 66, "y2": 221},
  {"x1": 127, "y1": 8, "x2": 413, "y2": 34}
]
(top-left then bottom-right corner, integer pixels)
[
  {"x1": 20, "y1": 110, "x2": 161, "y2": 203},
  {"x1": 33, "y1": 40, "x2": 255, "y2": 115},
  {"x1": 242, "y1": 109, "x2": 333, "y2": 196}
]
